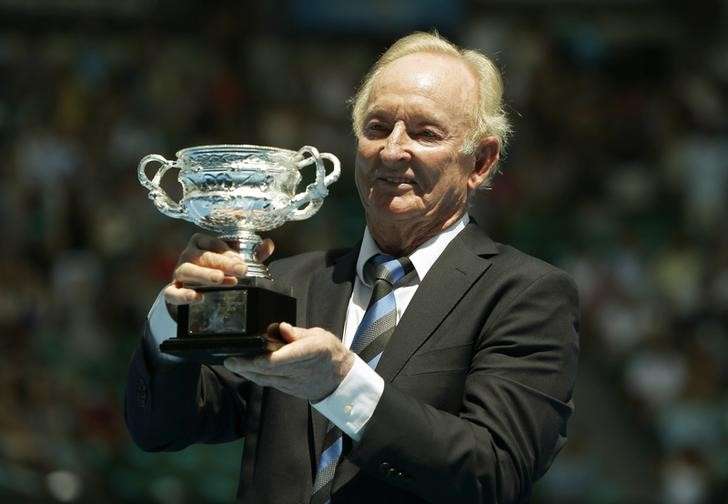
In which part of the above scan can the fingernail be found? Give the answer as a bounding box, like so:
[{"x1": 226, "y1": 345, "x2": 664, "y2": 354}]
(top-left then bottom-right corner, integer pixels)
[{"x1": 234, "y1": 263, "x2": 247, "y2": 276}]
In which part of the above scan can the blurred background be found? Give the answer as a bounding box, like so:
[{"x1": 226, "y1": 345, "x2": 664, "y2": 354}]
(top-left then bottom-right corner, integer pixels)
[{"x1": 1, "y1": 0, "x2": 727, "y2": 502}]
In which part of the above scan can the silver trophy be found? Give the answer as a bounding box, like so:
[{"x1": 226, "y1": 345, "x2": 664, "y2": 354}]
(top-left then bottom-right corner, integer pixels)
[{"x1": 138, "y1": 144, "x2": 341, "y2": 361}]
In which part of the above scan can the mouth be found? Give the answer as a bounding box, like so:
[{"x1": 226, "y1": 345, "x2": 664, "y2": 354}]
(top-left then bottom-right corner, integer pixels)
[{"x1": 377, "y1": 174, "x2": 416, "y2": 186}]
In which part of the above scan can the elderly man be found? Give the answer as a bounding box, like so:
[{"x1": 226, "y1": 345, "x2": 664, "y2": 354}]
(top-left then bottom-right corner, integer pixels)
[{"x1": 125, "y1": 32, "x2": 579, "y2": 503}]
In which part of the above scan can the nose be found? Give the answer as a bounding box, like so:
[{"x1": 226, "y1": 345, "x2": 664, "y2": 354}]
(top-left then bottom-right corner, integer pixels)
[{"x1": 380, "y1": 121, "x2": 411, "y2": 166}]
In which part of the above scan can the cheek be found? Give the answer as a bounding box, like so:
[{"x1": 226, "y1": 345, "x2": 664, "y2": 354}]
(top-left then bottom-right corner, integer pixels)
[
  {"x1": 429, "y1": 161, "x2": 469, "y2": 199},
  {"x1": 356, "y1": 139, "x2": 379, "y2": 160},
  {"x1": 355, "y1": 148, "x2": 375, "y2": 178},
  {"x1": 420, "y1": 156, "x2": 456, "y2": 191},
  {"x1": 353, "y1": 158, "x2": 373, "y2": 203}
]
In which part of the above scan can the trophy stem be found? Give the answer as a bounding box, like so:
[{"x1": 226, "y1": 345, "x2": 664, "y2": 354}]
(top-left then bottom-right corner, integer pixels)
[{"x1": 222, "y1": 232, "x2": 272, "y2": 279}]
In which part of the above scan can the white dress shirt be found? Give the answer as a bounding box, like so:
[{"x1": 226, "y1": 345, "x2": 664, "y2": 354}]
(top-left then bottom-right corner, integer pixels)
[{"x1": 147, "y1": 214, "x2": 469, "y2": 441}]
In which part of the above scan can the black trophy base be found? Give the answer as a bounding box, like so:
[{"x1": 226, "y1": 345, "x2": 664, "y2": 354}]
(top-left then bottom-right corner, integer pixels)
[{"x1": 160, "y1": 277, "x2": 296, "y2": 364}]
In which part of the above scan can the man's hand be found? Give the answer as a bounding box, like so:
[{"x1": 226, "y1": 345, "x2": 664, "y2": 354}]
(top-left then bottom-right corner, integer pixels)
[
  {"x1": 223, "y1": 323, "x2": 356, "y2": 403},
  {"x1": 163, "y1": 233, "x2": 275, "y2": 305}
]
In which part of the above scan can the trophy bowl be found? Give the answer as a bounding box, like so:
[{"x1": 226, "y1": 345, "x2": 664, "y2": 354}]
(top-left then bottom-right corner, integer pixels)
[
  {"x1": 138, "y1": 144, "x2": 341, "y2": 278},
  {"x1": 137, "y1": 144, "x2": 341, "y2": 362}
]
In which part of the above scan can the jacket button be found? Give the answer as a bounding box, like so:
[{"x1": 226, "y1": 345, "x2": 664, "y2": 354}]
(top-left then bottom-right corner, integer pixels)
[
  {"x1": 387, "y1": 467, "x2": 397, "y2": 478},
  {"x1": 379, "y1": 462, "x2": 390, "y2": 476},
  {"x1": 136, "y1": 379, "x2": 148, "y2": 407}
]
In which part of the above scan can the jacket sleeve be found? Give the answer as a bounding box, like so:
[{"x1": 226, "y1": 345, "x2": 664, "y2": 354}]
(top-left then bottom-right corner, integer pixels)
[
  {"x1": 346, "y1": 270, "x2": 580, "y2": 503},
  {"x1": 123, "y1": 252, "x2": 322, "y2": 453},
  {"x1": 124, "y1": 320, "x2": 253, "y2": 452}
]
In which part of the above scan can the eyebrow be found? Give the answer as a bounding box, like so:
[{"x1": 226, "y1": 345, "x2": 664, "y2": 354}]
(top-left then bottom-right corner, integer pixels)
[{"x1": 364, "y1": 107, "x2": 449, "y2": 129}]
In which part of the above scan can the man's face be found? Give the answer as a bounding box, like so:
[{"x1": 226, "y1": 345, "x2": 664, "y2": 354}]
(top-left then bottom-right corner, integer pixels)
[{"x1": 355, "y1": 52, "x2": 481, "y2": 229}]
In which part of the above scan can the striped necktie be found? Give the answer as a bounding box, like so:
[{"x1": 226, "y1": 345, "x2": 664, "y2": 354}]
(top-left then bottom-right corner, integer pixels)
[{"x1": 310, "y1": 254, "x2": 415, "y2": 504}]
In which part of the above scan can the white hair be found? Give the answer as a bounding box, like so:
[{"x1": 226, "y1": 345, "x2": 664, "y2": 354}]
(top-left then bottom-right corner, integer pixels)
[{"x1": 351, "y1": 31, "x2": 511, "y2": 188}]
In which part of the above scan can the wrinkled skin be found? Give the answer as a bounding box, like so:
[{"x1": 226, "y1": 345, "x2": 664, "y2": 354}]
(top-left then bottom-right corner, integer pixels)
[{"x1": 355, "y1": 52, "x2": 500, "y2": 255}]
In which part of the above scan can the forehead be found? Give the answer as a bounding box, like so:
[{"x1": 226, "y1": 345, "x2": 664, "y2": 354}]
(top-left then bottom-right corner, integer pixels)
[{"x1": 366, "y1": 52, "x2": 477, "y2": 125}]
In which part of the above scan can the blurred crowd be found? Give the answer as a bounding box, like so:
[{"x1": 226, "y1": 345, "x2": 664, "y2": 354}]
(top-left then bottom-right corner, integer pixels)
[{"x1": 1, "y1": 2, "x2": 727, "y2": 503}]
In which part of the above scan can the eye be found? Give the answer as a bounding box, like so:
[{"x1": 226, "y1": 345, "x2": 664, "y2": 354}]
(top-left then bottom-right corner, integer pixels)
[
  {"x1": 416, "y1": 129, "x2": 440, "y2": 141},
  {"x1": 364, "y1": 122, "x2": 390, "y2": 137}
]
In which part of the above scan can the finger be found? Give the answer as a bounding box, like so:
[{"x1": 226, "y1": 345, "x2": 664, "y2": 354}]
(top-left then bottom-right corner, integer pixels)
[
  {"x1": 278, "y1": 322, "x2": 304, "y2": 343},
  {"x1": 255, "y1": 239, "x2": 275, "y2": 262},
  {"x1": 266, "y1": 322, "x2": 283, "y2": 341},
  {"x1": 266, "y1": 338, "x2": 320, "y2": 366},
  {"x1": 224, "y1": 356, "x2": 281, "y2": 375},
  {"x1": 222, "y1": 250, "x2": 246, "y2": 262},
  {"x1": 266, "y1": 338, "x2": 286, "y2": 352},
  {"x1": 196, "y1": 251, "x2": 247, "y2": 277},
  {"x1": 220, "y1": 276, "x2": 239, "y2": 286},
  {"x1": 223, "y1": 361, "x2": 277, "y2": 384},
  {"x1": 163, "y1": 283, "x2": 204, "y2": 305},
  {"x1": 222, "y1": 367, "x2": 304, "y2": 399},
  {"x1": 265, "y1": 327, "x2": 342, "y2": 366},
  {"x1": 223, "y1": 353, "x2": 270, "y2": 372},
  {"x1": 174, "y1": 263, "x2": 226, "y2": 285},
  {"x1": 192, "y1": 233, "x2": 232, "y2": 254}
]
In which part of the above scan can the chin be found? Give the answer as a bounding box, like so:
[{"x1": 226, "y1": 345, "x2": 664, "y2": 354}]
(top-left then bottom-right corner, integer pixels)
[{"x1": 369, "y1": 201, "x2": 419, "y2": 222}]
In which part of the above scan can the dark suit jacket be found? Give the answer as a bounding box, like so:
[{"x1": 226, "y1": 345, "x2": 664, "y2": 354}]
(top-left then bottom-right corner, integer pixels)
[{"x1": 125, "y1": 222, "x2": 579, "y2": 503}]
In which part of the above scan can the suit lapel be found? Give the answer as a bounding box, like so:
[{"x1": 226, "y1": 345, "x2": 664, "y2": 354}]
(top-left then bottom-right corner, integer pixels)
[
  {"x1": 332, "y1": 223, "x2": 499, "y2": 493},
  {"x1": 306, "y1": 247, "x2": 357, "y2": 474},
  {"x1": 375, "y1": 223, "x2": 497, "y2": 382}
]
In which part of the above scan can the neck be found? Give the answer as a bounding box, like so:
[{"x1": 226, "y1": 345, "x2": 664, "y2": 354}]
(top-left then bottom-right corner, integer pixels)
[{"x1": 367, "y1": 211, "x2": 465, "y2": 256}]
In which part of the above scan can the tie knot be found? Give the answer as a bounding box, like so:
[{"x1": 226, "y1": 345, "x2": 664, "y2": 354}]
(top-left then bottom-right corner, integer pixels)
[{"x1": 365, "y1": 254, "x2": 414, "y2": 286}]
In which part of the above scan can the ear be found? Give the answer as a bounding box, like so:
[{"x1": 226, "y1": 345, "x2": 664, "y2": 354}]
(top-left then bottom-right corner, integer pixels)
[{"x1": 467, "y1": 136, "x2": 500, "y2": 191}]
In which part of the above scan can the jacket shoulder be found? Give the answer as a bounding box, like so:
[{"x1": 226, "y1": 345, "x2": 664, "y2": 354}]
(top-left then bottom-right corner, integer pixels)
[
  {"x1": 481, "y1": 241, "x2": 579, "y2": 316},
  {"x1": 492, "y1": 242, "x2": 571, "y2": 283},
  {"x1": 464, "y1": 222, "x2": 573, "y2": 287}
]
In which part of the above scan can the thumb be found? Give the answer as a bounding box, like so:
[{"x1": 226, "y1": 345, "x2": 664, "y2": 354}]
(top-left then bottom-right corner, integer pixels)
[
  {"x1": 255, "y1": 238, "x2": 275, "y2": 262},
  {"x1": 278, "y1": 322, "x2": 303, "y2": 343}
]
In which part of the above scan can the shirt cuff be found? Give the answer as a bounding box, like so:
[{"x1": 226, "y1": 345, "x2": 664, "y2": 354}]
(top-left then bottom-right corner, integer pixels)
[
  {"x1": 145, "y1": 290, "x2": 187, "y2": 367},
  {"x1": 311, "y1": 356, "x2": 384, "y2": 442}
]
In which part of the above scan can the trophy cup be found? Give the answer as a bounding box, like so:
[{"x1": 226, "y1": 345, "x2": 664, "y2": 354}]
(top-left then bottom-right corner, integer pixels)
[{"x1": 138, "y1": 144, "x2": 340, "y2": 363}]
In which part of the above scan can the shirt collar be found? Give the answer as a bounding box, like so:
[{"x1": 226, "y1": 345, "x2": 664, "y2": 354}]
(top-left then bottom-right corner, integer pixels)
[{"x1": 356, "y1": 213, "x2": 470, "y2": 287}]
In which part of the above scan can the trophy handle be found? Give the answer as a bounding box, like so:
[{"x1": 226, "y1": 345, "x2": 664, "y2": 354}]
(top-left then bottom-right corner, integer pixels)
[
  {"x1": 138, "y1": 154, "x2": 187, "y2": 219},
  {"x1": 287, "y1": 146, "x2": 341, "y2": 221}
]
